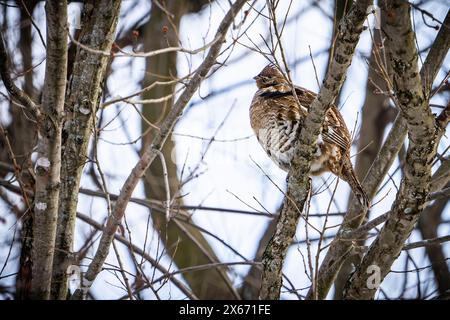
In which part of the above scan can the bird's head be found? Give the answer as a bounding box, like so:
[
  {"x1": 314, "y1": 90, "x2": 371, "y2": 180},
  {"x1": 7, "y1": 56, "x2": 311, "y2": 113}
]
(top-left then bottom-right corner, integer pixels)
[{"x1": 253, "y1": 64, "x2": 286, "y2": 89}]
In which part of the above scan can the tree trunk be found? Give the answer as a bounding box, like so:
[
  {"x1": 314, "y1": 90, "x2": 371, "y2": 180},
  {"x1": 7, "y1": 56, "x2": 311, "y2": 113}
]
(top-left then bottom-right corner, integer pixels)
[{"x1": 31, "y1": 0, "x2": 68, "y2": 299}]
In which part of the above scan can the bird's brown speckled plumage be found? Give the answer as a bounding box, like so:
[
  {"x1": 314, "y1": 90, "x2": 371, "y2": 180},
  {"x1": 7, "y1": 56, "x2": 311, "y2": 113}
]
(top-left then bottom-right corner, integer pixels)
[{"x1": 250, "y1": 64, "x2": 369, "y2": 208}]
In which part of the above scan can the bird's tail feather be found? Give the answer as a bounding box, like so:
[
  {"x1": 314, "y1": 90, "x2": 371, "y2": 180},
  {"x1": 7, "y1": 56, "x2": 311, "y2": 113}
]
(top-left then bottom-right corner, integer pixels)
[{"x1": 342, "y1": 160, "x2": 370, "y2": 209}]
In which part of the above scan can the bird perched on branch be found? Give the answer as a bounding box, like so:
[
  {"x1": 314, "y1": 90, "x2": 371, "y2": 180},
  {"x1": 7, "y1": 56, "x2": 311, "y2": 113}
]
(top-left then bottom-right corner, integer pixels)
[{"x1": 249, "y1": 64, "x2": 369, "y2": 208}]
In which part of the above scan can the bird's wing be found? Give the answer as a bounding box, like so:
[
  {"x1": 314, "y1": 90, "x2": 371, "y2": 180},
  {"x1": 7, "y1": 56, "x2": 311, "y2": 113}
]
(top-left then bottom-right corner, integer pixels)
[
  {"x1": 257, "y1": 85, "x2": 351, "y2": 152},
  {"x1": 294, "y1": 86, "x2": 316, "y2": 109},
  {"x1": 322, "y1": 106, "x2": 351, "y2": 152},
  {"x1": 295, "y1": 87, "x2": 352, "y2": 151},
  {"x1": 294, "y1": 86, "x2": 351, "y2": 151}
]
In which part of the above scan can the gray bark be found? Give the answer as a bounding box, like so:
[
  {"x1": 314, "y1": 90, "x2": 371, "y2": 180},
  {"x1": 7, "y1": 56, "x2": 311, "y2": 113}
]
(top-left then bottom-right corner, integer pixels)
[{"x1": 31, "y1": 0, "x2": 68, "y2": 299}]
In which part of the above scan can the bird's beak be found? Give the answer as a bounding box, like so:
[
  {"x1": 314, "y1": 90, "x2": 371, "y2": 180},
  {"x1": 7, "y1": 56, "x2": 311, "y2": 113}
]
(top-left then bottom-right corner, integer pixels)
[{"x1": 253, "y1": 75, "x2": 261, "y2": 80}]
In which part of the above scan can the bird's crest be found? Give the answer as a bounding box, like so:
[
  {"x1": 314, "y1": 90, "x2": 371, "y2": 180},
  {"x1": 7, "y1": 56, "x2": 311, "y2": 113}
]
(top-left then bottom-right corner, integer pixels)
[{"x1": 257, "y1": 64, "x2": 283, "y2": 78}]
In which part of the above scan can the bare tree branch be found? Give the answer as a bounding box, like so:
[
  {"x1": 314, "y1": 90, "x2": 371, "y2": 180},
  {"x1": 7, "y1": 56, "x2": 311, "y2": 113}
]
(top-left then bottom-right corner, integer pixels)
[
  {"x1": 420, "y1": 10, "x2": 450, "y2": 96},
  {"x1": 0, "y1": 31, "x2": 39, "y2": 119},
  {"x1": 403, "y1": 234, "x2": 450, "y2": 251},
  {"x1": 75, "y1": 212, "x2": 198, "y2": 300},
  {"x1": 341, "y1": 186, "x2": 450, "y2": 241}
]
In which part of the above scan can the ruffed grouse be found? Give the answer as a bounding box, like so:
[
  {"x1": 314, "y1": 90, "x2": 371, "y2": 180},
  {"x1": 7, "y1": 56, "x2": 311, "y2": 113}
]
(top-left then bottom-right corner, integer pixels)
[{"x1": 250, "y1": 64, "x2": 369, "y2": 208}]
